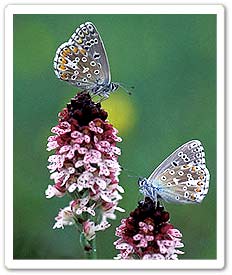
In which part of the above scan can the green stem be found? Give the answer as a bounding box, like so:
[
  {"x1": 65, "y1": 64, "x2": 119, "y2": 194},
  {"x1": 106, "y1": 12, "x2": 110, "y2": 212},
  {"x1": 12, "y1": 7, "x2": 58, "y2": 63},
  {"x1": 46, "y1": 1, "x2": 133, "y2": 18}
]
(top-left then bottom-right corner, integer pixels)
[{"x1": 80, "y1": 232, "x2": 97, "y2": 259}]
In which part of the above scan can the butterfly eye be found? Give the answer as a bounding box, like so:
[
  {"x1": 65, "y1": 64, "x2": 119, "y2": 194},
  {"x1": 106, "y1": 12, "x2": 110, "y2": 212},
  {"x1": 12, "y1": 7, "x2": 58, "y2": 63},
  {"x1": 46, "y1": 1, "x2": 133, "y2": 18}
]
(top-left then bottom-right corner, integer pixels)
[{"x1": 138, "y1": 178, "x2": 146, "y2": 187}]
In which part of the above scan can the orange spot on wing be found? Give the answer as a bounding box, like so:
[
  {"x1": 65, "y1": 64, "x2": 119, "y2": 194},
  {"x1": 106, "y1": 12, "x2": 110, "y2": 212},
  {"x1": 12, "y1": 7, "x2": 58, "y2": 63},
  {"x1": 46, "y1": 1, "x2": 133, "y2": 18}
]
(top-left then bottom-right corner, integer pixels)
[
  {"x1": 73, "y1": 47, "x2": 79, "y2": 53},
  {"x1": 61, "y1": 57, "x2": 67, "y2": 64},
  {"x1": 61, "y1": 52, "x2": 67, "y2": 57},
  {"x1": 77, "y1": 38, "x2": 83, "y2": 44},
  {"x1": 60, "y1": 73, "x2": 68, "y2": 80},
  {"x1": 64, "y1": 48, "x2": 71, "y2": 54},
  {"x1": 190, "y1": 194, "x2": 196, "y2": 200},
  {"x1": 80, "y1": 48, "x2": 86, "y2": 55},
  {"x1": 59, "y1": 65, "x2": 66, "y2": 70}
]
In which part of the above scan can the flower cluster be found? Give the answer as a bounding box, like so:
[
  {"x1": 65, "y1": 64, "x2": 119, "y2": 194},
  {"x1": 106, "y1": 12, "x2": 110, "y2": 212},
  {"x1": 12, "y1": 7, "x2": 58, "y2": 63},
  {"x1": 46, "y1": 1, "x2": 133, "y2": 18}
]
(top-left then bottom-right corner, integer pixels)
[
  {"x1": 45, "y1": 92, "x2": 124, "y2": 240},
  {"x1": 114, "y1": 198, "x2": 184, "y2": 260}
]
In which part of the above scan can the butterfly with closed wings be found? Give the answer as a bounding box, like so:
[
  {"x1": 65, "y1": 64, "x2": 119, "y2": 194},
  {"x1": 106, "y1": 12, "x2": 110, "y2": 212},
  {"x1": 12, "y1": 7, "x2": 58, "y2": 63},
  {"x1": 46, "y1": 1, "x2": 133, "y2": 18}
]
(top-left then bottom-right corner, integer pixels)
[
  {"x1": 53, "y1": 22, "x2": 119, "y2": 98},
  {"x1": 138, "y1": 140, "x2": 210, "y2": 205}
]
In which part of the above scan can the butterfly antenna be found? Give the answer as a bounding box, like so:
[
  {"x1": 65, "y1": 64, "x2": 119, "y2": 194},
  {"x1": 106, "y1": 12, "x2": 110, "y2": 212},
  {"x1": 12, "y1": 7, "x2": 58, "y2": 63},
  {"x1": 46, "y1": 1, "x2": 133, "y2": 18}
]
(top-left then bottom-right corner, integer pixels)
[
  {"x1": 127, "y1": 174, "x2": 139, "y2": 179},
  {"x1": 117, "y1": 82, "x2": 135, "y2": 96},
  {"x1": 122, "y1": 167, "x2": 141, "y2": 179}
]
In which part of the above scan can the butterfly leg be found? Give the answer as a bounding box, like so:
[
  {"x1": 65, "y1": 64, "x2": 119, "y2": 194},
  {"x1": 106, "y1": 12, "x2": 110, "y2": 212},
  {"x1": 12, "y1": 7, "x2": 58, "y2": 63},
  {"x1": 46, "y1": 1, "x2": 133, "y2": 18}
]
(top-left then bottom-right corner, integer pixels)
[
  {"x1": 97, "y1": 95, "x2": 109, "y2": 103},
  {"x1": 143, "y1": 185, "x2": 158, "y2": 206},
  {"x1": 151, "y1": 188, "x2": 158, "y2": 207}
]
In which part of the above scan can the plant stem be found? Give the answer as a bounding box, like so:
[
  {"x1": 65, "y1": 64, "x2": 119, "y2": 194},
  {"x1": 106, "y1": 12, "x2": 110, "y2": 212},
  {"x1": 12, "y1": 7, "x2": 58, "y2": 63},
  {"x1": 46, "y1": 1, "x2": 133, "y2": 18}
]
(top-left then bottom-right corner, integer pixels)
[{"x1": 80, "y1": 232, "x2": 97, "y2": 259}]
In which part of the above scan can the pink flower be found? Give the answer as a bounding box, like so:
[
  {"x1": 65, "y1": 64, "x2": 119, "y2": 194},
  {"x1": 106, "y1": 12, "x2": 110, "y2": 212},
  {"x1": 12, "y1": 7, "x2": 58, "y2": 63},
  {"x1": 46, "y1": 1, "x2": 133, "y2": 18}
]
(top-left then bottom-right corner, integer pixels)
[
  {"x1": 114, "y1": 198, "x2": 184, "y2": 260},
  {"x1": 82, "y1": 220, "x2": 97, "y2": 241},
  {"x1": 82, "y1": 219, "x2": 111, "y2": 241},
  {"x1": 45, "y1": 92, "x2": 124, "y2": 236},
  {"x1": 53, "y1": 206, "x2": 75, "y2": 229}
]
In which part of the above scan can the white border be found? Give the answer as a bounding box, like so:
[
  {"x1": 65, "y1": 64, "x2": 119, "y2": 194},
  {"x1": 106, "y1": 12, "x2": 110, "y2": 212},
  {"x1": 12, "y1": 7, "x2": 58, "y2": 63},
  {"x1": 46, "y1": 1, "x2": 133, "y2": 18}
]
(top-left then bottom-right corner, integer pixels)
[{"x1": 4, "y1": 4, "x2": 225, "y2": 270}]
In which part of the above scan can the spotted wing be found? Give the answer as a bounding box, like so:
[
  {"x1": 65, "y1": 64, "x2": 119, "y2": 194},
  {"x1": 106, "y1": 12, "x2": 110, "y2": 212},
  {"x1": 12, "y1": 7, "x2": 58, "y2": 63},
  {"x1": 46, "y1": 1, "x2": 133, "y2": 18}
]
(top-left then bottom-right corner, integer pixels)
[
  {"x1": 54, "y1": 42, "x2": 104, "y2": 90},
  {"x1": 53, "y1": 22, "x2": 110, "y2": 90},
  {"x1": 153, "y1": 163, "x2": 210, "y2": 204},
  {"x1": 148, "y1": 140, "x2": 206, "y2": 182},
  {"x1": 68, "y1": 22, "x2": 111, "y2": 85}
]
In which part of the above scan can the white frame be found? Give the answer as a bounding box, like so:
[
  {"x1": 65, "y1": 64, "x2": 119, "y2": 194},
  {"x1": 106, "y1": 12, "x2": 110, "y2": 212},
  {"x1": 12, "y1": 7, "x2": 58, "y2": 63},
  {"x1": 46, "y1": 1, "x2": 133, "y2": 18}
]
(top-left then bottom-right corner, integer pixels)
[{"x1": 4, "y1": 4, "x2": 225, "y2": 270}]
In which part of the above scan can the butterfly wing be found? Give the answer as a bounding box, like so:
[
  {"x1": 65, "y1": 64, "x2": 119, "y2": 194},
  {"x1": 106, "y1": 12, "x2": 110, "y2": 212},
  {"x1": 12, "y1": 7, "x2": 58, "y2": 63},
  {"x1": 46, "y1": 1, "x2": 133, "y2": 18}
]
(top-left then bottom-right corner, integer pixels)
[
  {"x1": 147, "y1": 140, "x2": 209, "y2": 204},
  {"x1": 54, "y1": 42, "x2": 103, "y2": 90},
  {"x1": 68, "y1": 22, "x2": 111, "y2": 85},
  {"x1": 148, "y1": 140, "x2": 206, "y2": 181},
  {"x1": 153, "y1": 164, "x2": 210, "y2": 204},
  {"x1": 53, "y1": 22, "x2": 111, "y2": 91}
]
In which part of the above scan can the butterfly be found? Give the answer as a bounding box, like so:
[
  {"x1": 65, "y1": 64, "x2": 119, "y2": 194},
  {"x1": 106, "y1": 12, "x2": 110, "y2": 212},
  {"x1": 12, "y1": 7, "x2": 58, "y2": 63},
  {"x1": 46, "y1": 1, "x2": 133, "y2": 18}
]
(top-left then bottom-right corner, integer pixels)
[
  {"x1": 138, "y1": 140, "x2": 210, "y2": 204},
  {"x1": 53, "y1": 22, "x2": 119, "y2": 98}
]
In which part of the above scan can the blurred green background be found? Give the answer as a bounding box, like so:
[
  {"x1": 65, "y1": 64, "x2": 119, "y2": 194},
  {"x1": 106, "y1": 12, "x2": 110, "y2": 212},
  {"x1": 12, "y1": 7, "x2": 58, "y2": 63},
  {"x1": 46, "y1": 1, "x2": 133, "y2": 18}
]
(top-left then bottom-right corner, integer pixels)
[{"x1": 13, "y1": 14, "x2": 216, "y2": 259}]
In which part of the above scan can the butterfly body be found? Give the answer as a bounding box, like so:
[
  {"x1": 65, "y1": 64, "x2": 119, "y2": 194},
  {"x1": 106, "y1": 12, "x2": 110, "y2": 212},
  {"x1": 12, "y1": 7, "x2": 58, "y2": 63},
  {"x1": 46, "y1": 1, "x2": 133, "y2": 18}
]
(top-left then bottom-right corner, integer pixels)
[
  {"x1": 139, "y1": 140, "x2": 210, "y2": 204},
  {"x1": 54, "y1": 22, "x2": 118, "y2": 98},
  {"x1": 91, "y1": 82, "x2": 119, "y2": 98}
]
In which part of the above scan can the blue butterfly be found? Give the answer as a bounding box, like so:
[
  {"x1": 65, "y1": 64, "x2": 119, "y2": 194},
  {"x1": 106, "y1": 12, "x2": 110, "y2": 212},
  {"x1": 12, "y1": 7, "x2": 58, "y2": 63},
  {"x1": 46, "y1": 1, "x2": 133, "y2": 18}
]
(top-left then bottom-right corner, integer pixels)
[
  {"x1": 139, "y1": 140, "x2": 210, "y2": 204},
  {"x1": 54, "y1": 22, "x2": 119, "y2": 98}
]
